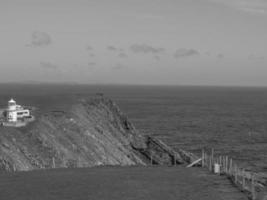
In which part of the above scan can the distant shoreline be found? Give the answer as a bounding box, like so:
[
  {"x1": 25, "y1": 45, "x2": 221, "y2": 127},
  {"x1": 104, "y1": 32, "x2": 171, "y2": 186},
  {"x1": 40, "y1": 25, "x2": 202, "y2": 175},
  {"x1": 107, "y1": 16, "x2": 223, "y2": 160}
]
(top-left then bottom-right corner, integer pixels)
[{"x1": 0, "y1": 82, "x2": 267, "y2": 89}]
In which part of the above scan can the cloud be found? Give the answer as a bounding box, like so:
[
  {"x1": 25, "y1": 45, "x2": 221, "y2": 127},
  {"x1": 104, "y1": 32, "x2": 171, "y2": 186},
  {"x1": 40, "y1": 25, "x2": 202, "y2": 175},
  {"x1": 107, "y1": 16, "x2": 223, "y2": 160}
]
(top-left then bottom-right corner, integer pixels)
[
  {"x1": 88, "y1": 62, "x2": 96, "y2": 66},
  {"x1": 112, "y1": 63, "x2": 127, "y2": 70},
  {"x1": 209, "y1": 0, "x2": 267, "y2": 15},
  {"x1": 241, "y1": 7, "x2": 266, "y2": 14},
  {"x1": 217, "y1": 54, "x2": 224, "y2": 59},
  {"x1": 86, "y1": 46, "x2": 94, "y2": 51},
  {"x1": 87, "y1": 62, "x2": 96, "y2": 70},
  {"x1": 40, "y1": 61, "x2": 58, "y2": 70},
  {"x1": 130, "y1": 44, "x2": 165, "y2": 54},
  {"x1": 107, "y1": 46, "x2": 118, "y2": 51},
  {"x1": 29, "y1": 31, "x2": 52, "y2": 47},
  {"x1": 174, "y1": 48, "x2": 199, "y2": 58},
  {"x1": 248, "y1": 54, "x2": 265, "y2": 60},
  {"x1": 154, "y1": 55, "x2": 160, "y2": 61},
  {"x1": 205, "y1": 51, "x2": 211, "y2": 56},
  {"x1": 118, "y1": 53, "x2": 128, "y2": 58}
]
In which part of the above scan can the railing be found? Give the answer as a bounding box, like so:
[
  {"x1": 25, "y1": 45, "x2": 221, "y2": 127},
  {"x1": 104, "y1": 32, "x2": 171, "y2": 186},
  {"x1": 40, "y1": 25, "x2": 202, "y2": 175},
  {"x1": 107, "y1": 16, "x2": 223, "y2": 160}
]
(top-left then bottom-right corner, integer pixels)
[
  {"x1": 135, "y1": 136, "x2": 266, "y2": 200},
  {"x1": 201, "y1": 149, "x2": 266, "y2": 200}
]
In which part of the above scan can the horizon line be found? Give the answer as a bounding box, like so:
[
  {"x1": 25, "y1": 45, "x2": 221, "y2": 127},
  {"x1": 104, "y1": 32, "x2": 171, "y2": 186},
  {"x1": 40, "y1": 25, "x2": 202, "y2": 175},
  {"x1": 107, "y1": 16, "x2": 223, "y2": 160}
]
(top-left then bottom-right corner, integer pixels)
[{"x1": 0, "y1": 81, "x2": 267, "y2": 89}]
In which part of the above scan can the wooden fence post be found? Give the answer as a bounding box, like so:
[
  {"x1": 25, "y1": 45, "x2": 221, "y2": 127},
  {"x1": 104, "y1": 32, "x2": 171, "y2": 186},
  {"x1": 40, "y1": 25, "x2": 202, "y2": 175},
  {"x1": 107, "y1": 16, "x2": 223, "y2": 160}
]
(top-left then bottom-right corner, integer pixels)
[
  {"x1": 234, "y1": 165, "x2": 238, "y2": 184},
  {"x1": 237, "y1": 167, "x2": 240, "y2": 184},
  {"x1": 225, "y1": 156, "x2": 228, "y2": 175},
  {"x1": 209, "y1": 156, "x2": 212, "y2": 171},
  {"x1": 242, "y1": 169, "x2": 246, "y2": 190},
  {"x1": 222, "y1": 156, "x2": 225, "y2": 173},
  {"x1": 204, "y1": 151, "x2": 207, "y2": 167},
  {"x1": 211, "y1": 148, "x2": 214, "y2": 166},
  {"x1": 229, "y1": 158, "x2": 233, "y2": 176},
  {"x1": 251, "y1": 174, "x2": 256, "y2": 200},
  {"x1": 202, "y1": 149, "x2": 205, "y2": 167},
  {"x1": 219, "y1": 156, "x2": 222, "y2": 169},
  {"x1": 205, "y1": 153, "x2": 209, "y2": 168},
  {"x1": 78, "y1": 157, "x2": 81, "y2": 167},
  {"x1": 52, "y1": 157, "x2": 55, "y2": 168}
]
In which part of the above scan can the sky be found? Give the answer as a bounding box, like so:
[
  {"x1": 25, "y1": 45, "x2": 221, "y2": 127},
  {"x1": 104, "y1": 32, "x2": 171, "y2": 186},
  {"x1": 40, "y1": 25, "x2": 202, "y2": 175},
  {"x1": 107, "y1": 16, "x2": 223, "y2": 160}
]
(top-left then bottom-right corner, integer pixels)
[{"x1": 0, "y1": 0, "x2": 267, "y2": 86}]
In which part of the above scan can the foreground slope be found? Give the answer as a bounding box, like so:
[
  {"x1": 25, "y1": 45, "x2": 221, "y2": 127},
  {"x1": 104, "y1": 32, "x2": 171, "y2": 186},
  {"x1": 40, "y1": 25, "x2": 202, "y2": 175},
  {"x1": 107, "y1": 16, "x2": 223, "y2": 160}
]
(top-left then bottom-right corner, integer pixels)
[
  {"x1": 0, "y1": 97, "x2": 147, "y2": 171},
  {"x1": 0, "y1": 166, "x2": 248, "y2": 200}
]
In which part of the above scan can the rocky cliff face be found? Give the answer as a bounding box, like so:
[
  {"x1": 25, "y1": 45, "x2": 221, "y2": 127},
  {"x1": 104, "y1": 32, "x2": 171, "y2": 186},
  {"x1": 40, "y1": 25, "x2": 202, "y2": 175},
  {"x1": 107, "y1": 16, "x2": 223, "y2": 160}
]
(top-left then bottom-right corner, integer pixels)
[
  {"x1": 0, "y1": 97, "x2": 149, "y2": 171},
  {"x1": 0, "y1": 96, "x2": 184, "y2": 172}
]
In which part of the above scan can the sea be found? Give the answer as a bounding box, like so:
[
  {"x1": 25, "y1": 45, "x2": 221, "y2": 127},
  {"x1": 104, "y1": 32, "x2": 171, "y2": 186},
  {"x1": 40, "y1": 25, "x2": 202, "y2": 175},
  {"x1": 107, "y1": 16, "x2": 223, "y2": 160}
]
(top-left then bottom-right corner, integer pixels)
[{"x1": 0, "y1": 84, "x2": 266, "y2": 173}]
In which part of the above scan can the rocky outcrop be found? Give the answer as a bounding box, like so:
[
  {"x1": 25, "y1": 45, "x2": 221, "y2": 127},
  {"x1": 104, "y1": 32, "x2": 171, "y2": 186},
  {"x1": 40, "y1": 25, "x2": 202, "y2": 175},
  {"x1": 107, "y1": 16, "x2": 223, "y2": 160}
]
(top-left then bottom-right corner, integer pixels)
[{"x1": 0, "y1": 96, "x2": 183, "y2": 172}]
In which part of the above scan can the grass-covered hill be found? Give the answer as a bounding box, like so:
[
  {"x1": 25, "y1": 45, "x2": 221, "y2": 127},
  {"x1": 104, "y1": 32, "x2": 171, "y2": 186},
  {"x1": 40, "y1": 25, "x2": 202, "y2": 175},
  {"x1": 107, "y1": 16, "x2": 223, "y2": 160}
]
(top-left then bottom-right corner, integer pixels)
[
  {"x1": 0, "y1": 96, "x2": 184, "y2": 171},
  {"x1": 0, "y1": 96, "x2": 149, "y2": 171},
  {"x1": 0, "y1": 166, "x2": 248, "y2": 200}
]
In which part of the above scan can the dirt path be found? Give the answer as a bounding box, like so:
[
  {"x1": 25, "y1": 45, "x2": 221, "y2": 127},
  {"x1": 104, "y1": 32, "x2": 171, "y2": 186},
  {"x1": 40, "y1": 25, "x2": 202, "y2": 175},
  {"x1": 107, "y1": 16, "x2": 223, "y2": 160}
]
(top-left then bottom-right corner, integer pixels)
[{"x1": 0, "y1": 166, "x2": 248, "y2": 200}]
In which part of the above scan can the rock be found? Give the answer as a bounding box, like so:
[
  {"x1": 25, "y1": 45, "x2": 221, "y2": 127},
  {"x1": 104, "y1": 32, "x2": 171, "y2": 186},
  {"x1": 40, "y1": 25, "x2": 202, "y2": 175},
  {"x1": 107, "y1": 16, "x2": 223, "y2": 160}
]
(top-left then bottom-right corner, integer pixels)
[
  {"x1": 0, "y1": 96, "x2": 183, "y2": 172},
  {"x1": 0, "y1": 96, "x2": 147, "y2": 171}
]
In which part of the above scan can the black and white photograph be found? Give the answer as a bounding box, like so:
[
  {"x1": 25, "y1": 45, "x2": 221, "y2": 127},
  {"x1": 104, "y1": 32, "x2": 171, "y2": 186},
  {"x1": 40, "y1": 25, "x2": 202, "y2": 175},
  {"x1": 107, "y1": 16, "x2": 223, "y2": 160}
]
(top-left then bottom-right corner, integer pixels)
[{"x1": 0, "y1": 0, "x2": 267, "y2": 199}]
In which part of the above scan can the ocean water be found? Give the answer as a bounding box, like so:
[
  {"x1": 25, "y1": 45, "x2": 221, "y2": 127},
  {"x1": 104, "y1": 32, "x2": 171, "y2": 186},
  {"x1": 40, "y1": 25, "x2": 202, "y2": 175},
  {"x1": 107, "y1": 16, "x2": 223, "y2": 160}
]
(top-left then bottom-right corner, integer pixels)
[
  {"x1": 113, "y1": 86, "x2": 267, "y2": 172},
  {"x1": 0, "y1": 84, "x2": 267, "y2": 173}
]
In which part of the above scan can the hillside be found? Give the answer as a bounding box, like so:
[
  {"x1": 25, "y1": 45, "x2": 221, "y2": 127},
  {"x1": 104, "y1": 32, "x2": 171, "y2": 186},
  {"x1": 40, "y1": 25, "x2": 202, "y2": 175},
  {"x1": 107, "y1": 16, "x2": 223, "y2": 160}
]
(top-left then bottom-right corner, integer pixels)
[
  {"x1": 0, "y1": 96, "x2": 145, "y2": 171},
  {"x1": 0, "y1": 96, "x2": 182, "y2": 171},
  {"x1": 0, "y1": 166, "x2": 248, "y2": 200}
]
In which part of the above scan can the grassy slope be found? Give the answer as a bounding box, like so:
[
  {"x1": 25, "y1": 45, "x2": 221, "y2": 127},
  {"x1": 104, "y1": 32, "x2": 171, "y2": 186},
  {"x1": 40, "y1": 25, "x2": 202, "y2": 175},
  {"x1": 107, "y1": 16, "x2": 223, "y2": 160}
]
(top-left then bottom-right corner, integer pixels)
[
  {"x1": 0, "y1": 166, "x2": 248, "y2": 200},
  {"x1": 0, "y1": 97, "x2": 146, "y2": 171}
]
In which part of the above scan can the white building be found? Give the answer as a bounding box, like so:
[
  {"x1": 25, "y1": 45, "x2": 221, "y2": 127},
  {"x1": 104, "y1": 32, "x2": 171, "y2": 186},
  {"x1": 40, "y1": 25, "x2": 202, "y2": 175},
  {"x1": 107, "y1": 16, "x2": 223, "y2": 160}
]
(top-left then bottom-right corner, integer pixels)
[{"x1": 6, "y1": 99, "x2": 30, "y2": 122}]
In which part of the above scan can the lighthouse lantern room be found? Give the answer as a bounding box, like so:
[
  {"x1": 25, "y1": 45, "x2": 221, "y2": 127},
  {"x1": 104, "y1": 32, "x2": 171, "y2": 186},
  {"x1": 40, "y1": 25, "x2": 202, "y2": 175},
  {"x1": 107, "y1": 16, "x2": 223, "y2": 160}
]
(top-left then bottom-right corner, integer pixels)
[{"x1": 7, "y1": 99, "x2": 17, "y2": 122}]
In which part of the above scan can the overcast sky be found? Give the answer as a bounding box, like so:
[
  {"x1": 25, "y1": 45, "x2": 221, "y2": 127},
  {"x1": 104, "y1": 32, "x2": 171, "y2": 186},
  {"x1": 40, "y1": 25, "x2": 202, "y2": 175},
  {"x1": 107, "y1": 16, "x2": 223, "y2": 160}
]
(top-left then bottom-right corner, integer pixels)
[{"x1": 0, "y1": 0, "x2": 267, "y2": 86}]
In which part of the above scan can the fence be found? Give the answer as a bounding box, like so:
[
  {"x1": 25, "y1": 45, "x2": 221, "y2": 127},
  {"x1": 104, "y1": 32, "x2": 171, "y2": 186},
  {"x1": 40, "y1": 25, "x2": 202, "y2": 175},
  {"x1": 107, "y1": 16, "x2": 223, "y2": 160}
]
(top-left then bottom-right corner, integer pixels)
[
  {"x1": 145, "y1": 138, "x2": 266, "y2": 200},
  {"x1": 201, "y1": 149, "x2": 265, "y2": 200}
]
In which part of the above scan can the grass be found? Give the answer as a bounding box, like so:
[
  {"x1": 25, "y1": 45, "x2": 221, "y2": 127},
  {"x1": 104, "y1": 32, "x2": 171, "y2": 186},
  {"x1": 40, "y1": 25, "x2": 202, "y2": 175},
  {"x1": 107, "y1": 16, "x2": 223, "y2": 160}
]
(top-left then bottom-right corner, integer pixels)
[{"x1": 0, "y1": 166, "x2": 248, "y2": 200}]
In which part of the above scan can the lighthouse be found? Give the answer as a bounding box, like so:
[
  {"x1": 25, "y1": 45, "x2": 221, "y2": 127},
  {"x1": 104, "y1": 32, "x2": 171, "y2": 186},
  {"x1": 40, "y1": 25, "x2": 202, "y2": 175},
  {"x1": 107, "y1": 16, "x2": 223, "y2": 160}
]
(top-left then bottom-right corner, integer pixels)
[
  {"x1": 7, "y1": 98, "x2": 17, "y2": 122},
  {"x1": 1, "y1": 98, "x2": 33, "y2": 126}
]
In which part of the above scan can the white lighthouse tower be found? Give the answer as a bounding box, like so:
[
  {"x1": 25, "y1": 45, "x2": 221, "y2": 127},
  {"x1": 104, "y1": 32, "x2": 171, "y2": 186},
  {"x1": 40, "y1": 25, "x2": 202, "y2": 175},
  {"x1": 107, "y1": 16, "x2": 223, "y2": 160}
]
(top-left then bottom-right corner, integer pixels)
[{"x1": 7, "y1": 98, "x2": 17, "y2": 122}]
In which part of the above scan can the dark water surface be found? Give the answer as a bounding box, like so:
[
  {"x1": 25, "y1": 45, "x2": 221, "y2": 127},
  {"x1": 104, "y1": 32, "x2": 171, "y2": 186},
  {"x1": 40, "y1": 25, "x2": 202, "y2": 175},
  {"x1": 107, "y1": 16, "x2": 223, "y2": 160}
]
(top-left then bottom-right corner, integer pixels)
[{"x1": 0, "y1": 84, "x2": 267, "y2": 172}]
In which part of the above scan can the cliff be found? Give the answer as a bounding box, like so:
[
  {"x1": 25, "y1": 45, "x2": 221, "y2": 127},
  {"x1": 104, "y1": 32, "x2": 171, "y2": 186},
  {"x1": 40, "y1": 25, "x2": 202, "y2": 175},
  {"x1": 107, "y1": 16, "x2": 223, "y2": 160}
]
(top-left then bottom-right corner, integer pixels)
[{"x1": 0, "y1": 96, "x2": 183, "y2": 172}]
